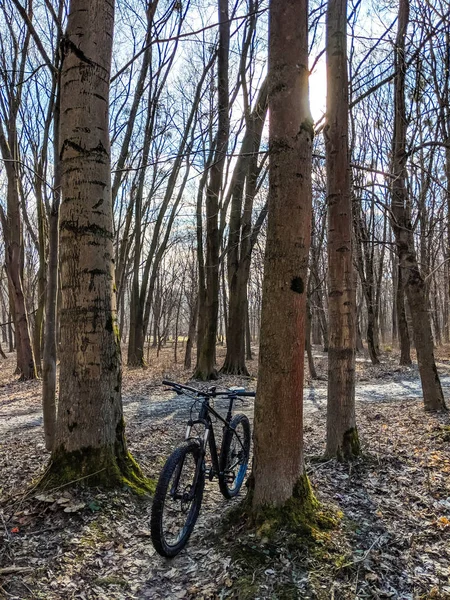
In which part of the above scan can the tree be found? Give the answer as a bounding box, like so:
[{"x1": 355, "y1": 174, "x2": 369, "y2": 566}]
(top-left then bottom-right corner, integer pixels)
[
  {"x1": 41, "y1": 0, "x2": 149, "y2": 489},
  {"x1": 194, "y1": 0, "x2": 230, "y2": 380},
  {"x1": 221, "y1": 78, "x2": 269, "y2": 375},
  {"x1": 390, "y1": 0, "x2": 446, "y2": 412},
  {"x1": 251, "y1": 0, "x2": 313, "y2": 507},
  {"x1": 0, "y1": 1, "x2": 36, "y2": 380},
  {"x1": 325, "y1": 0, "x2": 360, "y2": 459}
]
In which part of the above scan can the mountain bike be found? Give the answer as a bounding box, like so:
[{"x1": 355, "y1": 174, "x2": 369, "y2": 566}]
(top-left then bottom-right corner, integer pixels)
[{"x1": 150, "y1": 379, "x2": 255, "y2": 558}]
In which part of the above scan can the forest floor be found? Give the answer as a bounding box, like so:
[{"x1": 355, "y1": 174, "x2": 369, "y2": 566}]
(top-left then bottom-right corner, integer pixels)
[{"x1": 0, "y1": 345, "x2": 450, "y2": 600}]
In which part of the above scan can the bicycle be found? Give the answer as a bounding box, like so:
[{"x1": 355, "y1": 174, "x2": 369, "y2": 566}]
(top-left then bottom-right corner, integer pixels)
[{"x1": 150, "y1": 379, "x2": 255, "y2": 557}]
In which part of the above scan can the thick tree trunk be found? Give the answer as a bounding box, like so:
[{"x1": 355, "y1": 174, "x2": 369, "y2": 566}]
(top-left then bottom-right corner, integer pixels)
[
  {"x1": 325, "y1": 0, "x2": 360, "y2": 459},
  {"x1": 42, "y1": 0, "x2": 149, "y2": 490},
  {"x1": 390, "y1": 0, "x2": 445, "y2": 410},
  {"x1": 252, "y1": 0, "x2": 313, "y2": 507}
]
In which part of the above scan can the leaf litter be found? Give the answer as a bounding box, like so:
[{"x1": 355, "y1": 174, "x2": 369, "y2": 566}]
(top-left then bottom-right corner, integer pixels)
[{"x1": 0, "y1": 347, "x2": 449, "y2": 599}]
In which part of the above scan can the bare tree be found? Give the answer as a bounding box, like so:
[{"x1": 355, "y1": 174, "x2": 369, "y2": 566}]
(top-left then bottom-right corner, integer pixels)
[
  {"x1": 194, "y1": 0, "x2": 230, "y2": 380},
  {"x1": 0, "y1": 0, "x2": 36, "y2": 379},
  {"x1": 390, "y1": 0, "x2": 446, "y2": 412},
  {"x1": 42, "y1": 0, "x2": 149, "y2": 489},
  {"x1": 325, "y1": 0, "x2": 360, "y2": 459},
  {"x1": 251, "y1": 0, "x2": 313, "y2": 507}
]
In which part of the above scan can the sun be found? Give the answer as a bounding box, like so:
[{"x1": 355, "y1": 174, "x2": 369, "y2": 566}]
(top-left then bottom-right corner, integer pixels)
[{"x1": 309, "y1": 57, "x2": 327, "y2": 123}]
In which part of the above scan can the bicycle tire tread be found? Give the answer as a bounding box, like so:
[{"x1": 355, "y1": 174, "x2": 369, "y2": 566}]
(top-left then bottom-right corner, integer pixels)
[{"x1": 151, "y1": 442, "x2": 205, "y2": 557}]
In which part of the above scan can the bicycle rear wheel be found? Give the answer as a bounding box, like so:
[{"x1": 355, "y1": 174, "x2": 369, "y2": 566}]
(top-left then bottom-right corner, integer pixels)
[
  {"x1": 151, "y1": 442, "x2": 205, "y2": 557},
  {"x1": 219, "y1": 414, "x2": 251, "y2": 499}
]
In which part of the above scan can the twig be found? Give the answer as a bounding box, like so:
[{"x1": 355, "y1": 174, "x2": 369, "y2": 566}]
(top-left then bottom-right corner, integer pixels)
[
  {"x1": 341, "y1": 535, "x2": 383, "y2": 569},
  {"x1": 39, "y1": 468, "x2": 107, "y2": 493},
  {"x1": 0, "y1": 511, "x2": 10, "y2": 542},
  {"x1": 0, "y1": 583, "x2": 13, "y2": 597},
  {"x1": 0, "y1": 567, "x2": 33, "y2": 575},
  {"x1": 307, "y1": 459, "x2": 334, "y2": 473}
]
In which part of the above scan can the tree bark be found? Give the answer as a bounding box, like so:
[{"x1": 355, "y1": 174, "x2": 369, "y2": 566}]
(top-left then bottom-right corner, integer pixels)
[
  {"x1": 353, "y1": 191, "x2": 380, "y2": 365},
  {"x1": 42, "y1": 75, "x2": 62, "y2": 450},
  {"x1": 0, "y1": 129, "x2": 36, "y2": 380},
  {"x1": 252, "y1": 0, "x2": 313, "y2": 507},
  {"x1": 42, "y1": 0, "x2": 149, "y2": 489},
  {"x1": 221, "y1": 79, "x2": 268, "y2": 375},
  {"x1": 306, "y1": 296, "x2": 318, "y2": 380},
  {"x1": 184, "y1": 295, "x2": 198, "y2": 370},
  {"x1": 194, "y1": 0, "x2": 230, "y2": 380},
  {"x1": 325, "y1": 0, "x2": 360, "y2": 459},
  {"x1": 390, "y1": 0, "x2": 445, "y2": 410},
  {"x1": 245, "y1": 299, "x2": 253, "y2": 361}
]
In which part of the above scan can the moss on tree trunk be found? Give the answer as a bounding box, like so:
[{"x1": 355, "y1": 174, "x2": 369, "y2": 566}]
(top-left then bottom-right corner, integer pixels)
[
  {"x1": 336, "y1": 427, "x2": 361, "y2": 462},
  {"x1": 41, "y1": 419, "x2": 154, "y2": 494},
  {"x1": 42, "y1": 446, "x2": 153, "y2": 494},
  {"x1": 238, "y1": 473, "x2": 339, "y2": 541}
]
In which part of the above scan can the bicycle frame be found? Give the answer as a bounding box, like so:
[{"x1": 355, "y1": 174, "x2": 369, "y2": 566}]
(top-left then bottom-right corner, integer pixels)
[{"x1": 185, "y1": 395, "x2": 237, "y2": 485}]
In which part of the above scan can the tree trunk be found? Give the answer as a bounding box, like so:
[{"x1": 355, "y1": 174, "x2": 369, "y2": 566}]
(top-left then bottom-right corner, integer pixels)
[
  {"x1": 41, "y1": 0, "x2": 149, "y2": 490},
  {"x1": 0, "y1": 130, "x2": 36, "y2": 380},
  {"x1": 221, "y1": 80, "x2": 268, "y2": 375},
  {"x1": 184, "y1": 295, "x2": 198, "y2": 370},
  {"x1": 390, "y1": 0, "x2": 445, "y2": 410},
  {"x1": 245, "y1": 299, "x2": 253, "y2": 361},
  {"x1": 325, "y1": 0, "x2": 360, "y2": 459},
  {"x1": 353, "y1": 191, "x2": 380, "y2": 365},
  {"x1": 33, "y1": 177, "x2": 47, "y2": 376},
  {"x1": 194, "y1": 0, "x2": 230, "y2": 381},
  {"x1": 306, "y1": 297, "x2": 317, "y2": 380},
  {"x1": 42, "y1": 58, "x2": 62, "y2": 451},
  {"x1": 42, "y1": 193, "x2": 60, "y2": 451},
  {"x1": 252, "y1": 0, "x2": 313, "y2": 508},
  {"x1": 391, "y1": 247, "x2": 398, "y2": 342}
]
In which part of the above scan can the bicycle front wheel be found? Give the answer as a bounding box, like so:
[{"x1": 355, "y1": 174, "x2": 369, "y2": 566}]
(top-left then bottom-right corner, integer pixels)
[
  {"x1": 150, "y1": 442, "x2": 205, "y2": 557},
  {"x1": 219, "y1": 414, "x2": 251, "y2": 499}
]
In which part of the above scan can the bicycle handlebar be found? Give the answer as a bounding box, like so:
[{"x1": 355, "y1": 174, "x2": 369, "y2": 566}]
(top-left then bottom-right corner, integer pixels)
[{"x1": 162, "y1": 379, "x2": 255, "y2": 398}]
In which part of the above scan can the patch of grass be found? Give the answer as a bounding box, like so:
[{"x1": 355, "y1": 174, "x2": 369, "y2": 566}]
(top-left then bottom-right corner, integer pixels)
[
  {"x1": 272, "y1": 581, "x2": 300, "y2": 600},
  {"x1": 431, "y1": 425, "x2": 450, "y2": 442},
  {"x1": 93, "y1": 576, "x2": 129, "y2": 588}
]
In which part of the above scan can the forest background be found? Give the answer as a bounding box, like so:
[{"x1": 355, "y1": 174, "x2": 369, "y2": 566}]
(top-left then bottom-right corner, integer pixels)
[{"x1": 1, "y1": 0, "x2": 450, "y2": 598}]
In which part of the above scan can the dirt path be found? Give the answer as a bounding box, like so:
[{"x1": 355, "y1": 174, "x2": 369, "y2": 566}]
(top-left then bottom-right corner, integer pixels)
[{"x1": 2, "y1": 354, "x2": 450, "y2": 438}]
